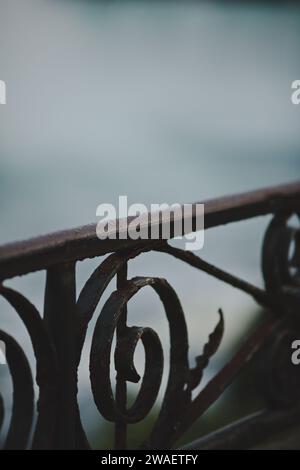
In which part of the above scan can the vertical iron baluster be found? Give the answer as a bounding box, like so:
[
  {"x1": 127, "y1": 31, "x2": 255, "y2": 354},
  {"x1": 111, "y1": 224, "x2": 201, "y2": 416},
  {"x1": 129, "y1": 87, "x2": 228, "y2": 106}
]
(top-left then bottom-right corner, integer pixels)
[
  {"x1": 114, "y1": 263, "x2": 128, "y2": 449},
  {"x1": 43, "y1": 262, "x2": 77, "y2": 449}
]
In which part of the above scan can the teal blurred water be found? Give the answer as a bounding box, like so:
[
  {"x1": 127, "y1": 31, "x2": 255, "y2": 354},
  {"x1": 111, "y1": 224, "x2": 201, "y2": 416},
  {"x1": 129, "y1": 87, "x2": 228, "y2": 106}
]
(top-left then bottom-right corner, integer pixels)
[
  {"x1": 0, "y1": 1, "x2": 299, "y2": 443},
  {"x1": 0, "y1": 1, "x2": 299, "y2": 243}
]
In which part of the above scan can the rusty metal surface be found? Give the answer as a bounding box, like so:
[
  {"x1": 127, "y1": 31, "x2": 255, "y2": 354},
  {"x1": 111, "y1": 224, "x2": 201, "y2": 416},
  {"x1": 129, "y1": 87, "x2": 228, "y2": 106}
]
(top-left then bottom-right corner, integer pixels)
[
  {"x1": 0, "y1": 181, "x2": 300, "y2": 280},
  {"x1": 0, "y1": 181, "x2": 300, "y2": 449}
]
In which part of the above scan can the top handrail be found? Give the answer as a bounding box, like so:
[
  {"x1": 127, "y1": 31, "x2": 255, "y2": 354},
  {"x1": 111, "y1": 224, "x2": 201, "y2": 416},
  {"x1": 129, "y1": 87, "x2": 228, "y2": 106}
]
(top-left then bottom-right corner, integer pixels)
[{"x1": 0, "y1": 180, "x2": 300, "y2": 280}]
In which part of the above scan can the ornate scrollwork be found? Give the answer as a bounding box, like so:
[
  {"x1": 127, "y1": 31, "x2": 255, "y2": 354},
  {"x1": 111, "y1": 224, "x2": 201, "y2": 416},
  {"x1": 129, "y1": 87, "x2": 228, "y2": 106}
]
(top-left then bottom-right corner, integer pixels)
[
  {"x1": 262, "y1": 211, "x2": 300, "y2": 316},
  {"x1": 0, "y1": 329, "x2": 33, "y2": 449},
  {"x1": 0, "y1": 285, "x2": 57, "y2": 449},
  {"x1": 257, "y1": 212, "x2": 300, "y2": 409},
  {"x1": 1, "y1": 209, "x2": 299, "y2": 449},
  {"x1": 75, "y1": 240, "x2": 282, "y2": 449},
  {"x1": 90, "y1": 277, "x2": 188, "y2": 427}
]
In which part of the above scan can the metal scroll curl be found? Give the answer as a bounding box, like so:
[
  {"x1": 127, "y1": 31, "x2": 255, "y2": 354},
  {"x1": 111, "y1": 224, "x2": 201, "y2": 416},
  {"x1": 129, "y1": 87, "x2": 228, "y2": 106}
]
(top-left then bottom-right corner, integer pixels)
[
  {"x1": 262, "y1": 211, "x2": 300, "y2": 316},
  {"x1": 76, "y1": 247, "x2": 226, "y2": 448},
  {"x1": 0, "y1": 285, "x2": 58, "y2": 449},
  {"x1": 89, "y1": 276, "x2": 189, "y2": 428},
  {"x1": 258, "y1": 212, "x2": 300, "y2": 408},
  {"x1": 0, "y1": 330, "x2": 34, "y2": 449}
]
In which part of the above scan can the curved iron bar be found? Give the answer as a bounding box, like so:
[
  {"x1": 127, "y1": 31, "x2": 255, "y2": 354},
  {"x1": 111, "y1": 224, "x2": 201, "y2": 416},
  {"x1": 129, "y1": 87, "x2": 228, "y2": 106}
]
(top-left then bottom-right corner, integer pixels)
[
  {"x1": 0, "y1": 286, "x2": 58, "y2": 449},
  {"x1": 262, "y1": 211, "x2": 300, "y2": 315},
  {"x1": 89, "y1": 277, "x2": 188, "y2": 428},
  {"x1": 0, "y1": 330, "x2": 34, "y2": 449}
]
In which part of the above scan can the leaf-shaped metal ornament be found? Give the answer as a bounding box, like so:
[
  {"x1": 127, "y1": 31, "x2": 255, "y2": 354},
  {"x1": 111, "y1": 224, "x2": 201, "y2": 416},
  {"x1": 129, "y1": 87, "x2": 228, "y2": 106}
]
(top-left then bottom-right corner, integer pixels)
[{"x1": 188, "y1": 309, "x2": 224, "y2": 392}]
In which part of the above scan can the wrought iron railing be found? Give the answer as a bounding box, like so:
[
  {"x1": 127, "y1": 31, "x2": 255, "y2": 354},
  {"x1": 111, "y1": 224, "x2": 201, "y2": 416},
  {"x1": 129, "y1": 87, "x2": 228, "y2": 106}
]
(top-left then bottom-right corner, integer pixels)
[{"x1": 0, "y1": 181, "x2": 300, "y2": 450}]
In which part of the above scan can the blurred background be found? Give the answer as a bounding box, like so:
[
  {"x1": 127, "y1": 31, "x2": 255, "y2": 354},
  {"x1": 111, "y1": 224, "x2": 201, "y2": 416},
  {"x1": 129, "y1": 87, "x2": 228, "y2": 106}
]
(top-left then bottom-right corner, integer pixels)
[{"x1": 0, "y1": 0, "x2": 300, "y2": 448}]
